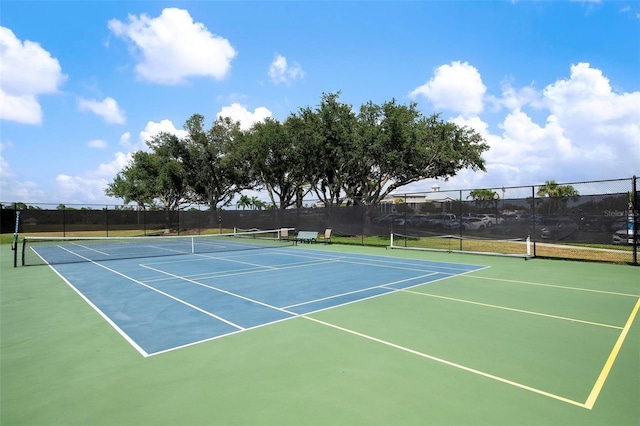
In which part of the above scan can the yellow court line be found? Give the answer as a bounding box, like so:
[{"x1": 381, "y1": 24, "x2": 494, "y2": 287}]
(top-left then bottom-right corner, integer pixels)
[
  {"x1": 584, "y1": 297, "x2": 640, "y2": 410},
  {"x1": 458, "y1": 275, "x2": 639, "y2": 298},
  {"x1": 303, "y1": 315, "x2": 587, "y2": 409},
  {"x1": 401, "y1": 289, "x2": 623, "y2": 330}
]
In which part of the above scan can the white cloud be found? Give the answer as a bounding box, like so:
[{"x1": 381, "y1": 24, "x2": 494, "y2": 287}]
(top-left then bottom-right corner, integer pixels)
[
  {"x1": 108, "y1": 8, "x2": 237, "y2": 85},
  {"x1": 539, "y1": 63, "x2": 640, "y2": 176},
  {"x1": 139, "y1": 119, "x2": 189, "y2": 146},
  {"x1": 409, "y1": 61, "x2": 486, "y2": 116},
  {"x1": 0, "y1": 26, "x2": 66, "y2": 124},
  {"x1": 268, "y1": 53, "x2": 305, "y2": 85},
  {"x1": 488, "y1": 79, "x2": 542, "y2": 111},
  {"x1": 88, "y1": 139, "x2": 108, "y2": 149},
  {"x1": 55, "y1": 174, "x2": 112, "y2": 204},
  {"x1": 217, "y1": 103, "x2": 272, "y2": 131},
  {"x1": 93, "y1": 151, "x2": 132, "y2": 179},
  {"x1": 0, "y1": 142, "x2": 12, "y2": 179},
  {"x1": 0, "y1": 142, "x2": 46, "y2": 202},
  {"x1": 1, "y1": 119, "x2": 189, "y2": 204},
  {"x1": 400, "y1": 62, "x2": 639, "y2": 194},
  {"x1": 119, "y1": 131, "x2": 132, "y2": 148},
  {"x1": 52, "y1": 120, "x2": 186, "y2": 204},
  {"x1": 77, "y1": 97, "x2": 126, "y2": 124}
]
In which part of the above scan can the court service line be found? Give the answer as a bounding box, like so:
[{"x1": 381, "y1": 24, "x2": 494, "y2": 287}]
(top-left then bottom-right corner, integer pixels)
[
  {"x1": 200, "y1": 249, "x2": 459, "y2": 275},
  {"x1": 142, "y1": 258, "x2": 343, "y2": 283},
  {"x1": 338, "y1": 259, "x2": 461, "y2": 274},
  {"x1": 274, "y1": 249, "x2": 485, "y2": 274},
  {"x1": 192, "y1": 253, "x2": 280, "y2": 270},
  {"x1": 57, "y1": 247, "x2": 245, "y2": 330},
  {"x1": 302, "y1": 315, "x2": 587, "y2": 409},
  {"x1": 401, "y1": 289, "x2": 623, "y2": 330},
  {"x1": 140, "y1": 264, "x2": 298, "y2": 316},
  {"x1": 459, "y1": 275, "x2": 639, "y2": 298},
  {"x1": 150, "y1": 272, "x2": 457, "y2": 356},
  {"x1": 282, "y1": 272, "x2": 439, "y2": 309},
  {"x1": 584, "y1": 297, "x2": 640, "y2": 410},
  {"x1": 67, "y1": 242, "x2": 110, "y2": 256},
  {"x1": 147, "y1": 259, "x2": 484, "y2": 356}
]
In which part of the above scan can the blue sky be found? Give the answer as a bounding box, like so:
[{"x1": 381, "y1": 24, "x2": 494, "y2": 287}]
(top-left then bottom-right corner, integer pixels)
[{"x1": 1, "y1": 1, "x2": 639, "y2": 206}]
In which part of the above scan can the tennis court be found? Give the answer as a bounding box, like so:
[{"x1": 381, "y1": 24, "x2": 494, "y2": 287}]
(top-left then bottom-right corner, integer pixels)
[{"x1": 1, "y1": 236, "x2": 638, "y2": 425}]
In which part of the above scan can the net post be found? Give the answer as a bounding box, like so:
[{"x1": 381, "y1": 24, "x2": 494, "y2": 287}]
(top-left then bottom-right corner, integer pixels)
[
  {"x1": 191, "y1": 236, "x2": 195, "y2": 254},
  {"x1": 21, "y1": 238, "x2": 26, "y2": 266},
  {"x1": 526, "y1": 235, "x2": 531, "y2": 256},
  {"x1": 390, "y1": 233, "x2": 394, "y2": 247},
  {"x1": 12, "y1": 210, "x2": 20, "y2": 267}
]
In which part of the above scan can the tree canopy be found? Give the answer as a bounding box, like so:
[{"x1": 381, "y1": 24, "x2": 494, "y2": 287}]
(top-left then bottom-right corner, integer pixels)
[{"x1": 106, "y1": 92, "x2": 489, "y2": 210}]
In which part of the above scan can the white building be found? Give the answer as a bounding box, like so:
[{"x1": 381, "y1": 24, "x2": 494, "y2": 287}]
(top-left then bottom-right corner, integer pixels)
[{"x1": 381, "y1": 185, "x2": 457, "y2": 212}]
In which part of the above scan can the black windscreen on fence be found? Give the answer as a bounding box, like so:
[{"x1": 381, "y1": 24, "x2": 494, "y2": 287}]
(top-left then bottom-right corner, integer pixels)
[{"x1": 2, "y1": 177, "x2": 638, "y2": 265}]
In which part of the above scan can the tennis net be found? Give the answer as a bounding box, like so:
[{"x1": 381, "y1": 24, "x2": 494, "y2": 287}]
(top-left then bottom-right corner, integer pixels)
[
  {"x1": 389, "y1": 232, "x2": 532, "y2": 258},
  {"x1": 22, "y1": 229, "x2": 294, "y2": 266}
]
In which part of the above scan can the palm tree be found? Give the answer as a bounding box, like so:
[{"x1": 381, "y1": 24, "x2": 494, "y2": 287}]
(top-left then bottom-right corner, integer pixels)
[
  {"x1": 236, "y1": 194, "x2": 251, "y2": 210},
  {"x1": 537, "y1": 180, "x2": 579, "y2": 214},
  {"x1": 250, "y1": 197, "x2": 265, "y2": 210},
  {"x1": 468, "y1": 189, "x2": 499, "y2": 211}
]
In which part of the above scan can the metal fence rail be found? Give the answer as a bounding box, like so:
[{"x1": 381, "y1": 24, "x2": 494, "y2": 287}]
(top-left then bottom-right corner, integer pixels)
[{"x1": 2, "y1": 177, "x2": 638, "y2": 265}]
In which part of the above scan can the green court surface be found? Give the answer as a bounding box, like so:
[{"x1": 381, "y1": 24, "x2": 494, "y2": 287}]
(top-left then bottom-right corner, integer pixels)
[{"x1": 1, "y1": 244, "x2": 638, "y2": 425}]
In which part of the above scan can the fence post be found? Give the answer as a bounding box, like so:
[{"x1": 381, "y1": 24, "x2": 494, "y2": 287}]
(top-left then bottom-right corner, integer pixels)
[
  {"x1": 633, "y1": 176, "x2": 638, "y2": 265},
  {"x1": 531, "y1": 185, "x2": 536, "y2": 257},
  {"x1": 458, "y1": 190, "x2": 463, "y2": 251}
]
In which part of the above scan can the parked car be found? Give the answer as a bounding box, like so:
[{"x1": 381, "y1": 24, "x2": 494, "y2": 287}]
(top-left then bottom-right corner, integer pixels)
[
  {"x1": 424, "y1": 213, "x2": 457, "y2": 229},
  {"x1": 373, "y1": 214, "x2": 405, "y2": 224},
  {"x1": 501, "y1": 212, "x2": 521, "y2": 221},
  {"x1": 475, "y1": 214, "x2": 503, "y2": 227},
  {"x1": 407, "y1": 215, "x2": 430, "y2": 226},
  {"x1": 461, "y1": 217, "x2": 487, "y2": 231},
  {"x1": 460, "y1": 213, "x2": 478, "y2": 220},
  {"x1": 540, "y1": 218, "x2": 579, "y2": 240},
  {"x1": 434, "y1": 213, "x2": 457, "y2": 229},
  {"x1": 612, "y1": 229, "x2": 640, "y2": 245}
]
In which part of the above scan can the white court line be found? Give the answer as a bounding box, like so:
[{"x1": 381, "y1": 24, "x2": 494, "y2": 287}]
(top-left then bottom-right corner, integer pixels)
[
  {"x1": 148, "y1": 267, "x2": 474, "y2": 356},
  {"x1": 59, "y1": 242, "x2": 191, "y2": 259},
  {"x1": 57, "y1": 247, "x2": 245, "y2": 330},
  {"x1": 282, "y1": 272, "x2": 440, "y2": 309},
  {"x1": 140, "y1": 246, "x2": 468, "y2": 282},
  {"x1": 142, "y1": 258, "x2": 343, "y2": 283},
  {"x1": 140, "y1": 250, "x2": 594, "y2": 408},
  {"x1": 288, "y1": 250, "x2": 483, "y2": 273},
  {"x1": 402, "y1": 289, "x2": 624, "y2": 330},
  {"x1": 55, "y1": 247, "x2": 485, "y2": 358},
  {"x1": 459, "y1": 275, "x2": 639, "y2": 298},
  {"x1": 66, "y1": 241, "x2": 110, "y2": 256},
  {"x1": 139, "y1": 264, "x2": 297, "y2": 316},
  {"x1": 46, "y1": 264, "x2": 150, "y2": 357},
  {"x1": 192, "y1": 253, "x2": 280, "y2": 270},
  {"x1": 302, "y1": 315, "x2": 588, "y2": 409}
]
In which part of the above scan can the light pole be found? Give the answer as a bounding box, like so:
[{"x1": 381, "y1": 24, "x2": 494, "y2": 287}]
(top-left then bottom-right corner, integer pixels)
[{"x1": 493, "y1": 192, "x2": 499, "y2": 225}]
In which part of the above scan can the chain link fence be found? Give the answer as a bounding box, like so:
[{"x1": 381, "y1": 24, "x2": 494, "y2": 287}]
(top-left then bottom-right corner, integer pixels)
[{"x1": 2, "y1": 177, "x2": 638, "y2": 265}]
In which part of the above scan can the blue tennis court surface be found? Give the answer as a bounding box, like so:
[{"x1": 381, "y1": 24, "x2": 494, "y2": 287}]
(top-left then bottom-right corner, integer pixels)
[{"x1": 47, "y1": 247, "x2": 486, "y2": 356}]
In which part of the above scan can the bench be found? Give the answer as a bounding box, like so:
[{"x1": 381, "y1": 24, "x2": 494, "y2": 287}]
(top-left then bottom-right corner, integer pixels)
[{"x1": 294, "y1": 231, "x2": 318, "y2": 244}]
